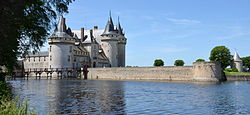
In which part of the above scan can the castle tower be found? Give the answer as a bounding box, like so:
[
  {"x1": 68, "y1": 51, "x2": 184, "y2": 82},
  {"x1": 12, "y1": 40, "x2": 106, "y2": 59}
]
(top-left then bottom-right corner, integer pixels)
[
  {"x1": 48, "y1": 16, "x2": 75, "y2": 69},
  {"x1": 101, "y1": 13, "x2": 119, "y2": 67},
  {"x1": 89, "y1": 29, "x2": 99, "y2": 68},
  {"x1": 233, "y1": 51, "x2": 243, "y2": 72},
  {"x1": 116, "y1": 18, "x2": 127, "y2": 67}
]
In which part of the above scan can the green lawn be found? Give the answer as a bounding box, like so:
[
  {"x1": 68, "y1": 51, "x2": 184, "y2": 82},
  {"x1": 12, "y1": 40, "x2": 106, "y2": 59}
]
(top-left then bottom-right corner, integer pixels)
[{"x1": 225, "y1": 72, "x2": 250, "y2": 76}]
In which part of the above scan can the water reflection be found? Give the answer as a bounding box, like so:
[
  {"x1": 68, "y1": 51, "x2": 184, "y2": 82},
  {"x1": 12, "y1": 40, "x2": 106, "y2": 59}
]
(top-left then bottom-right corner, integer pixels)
[
  {"x1": 10, "y1": 79, "x2": 126, "y2": 114},
  {"x1": 8, "y1": 80, "x2": 250, "y2": 115}
]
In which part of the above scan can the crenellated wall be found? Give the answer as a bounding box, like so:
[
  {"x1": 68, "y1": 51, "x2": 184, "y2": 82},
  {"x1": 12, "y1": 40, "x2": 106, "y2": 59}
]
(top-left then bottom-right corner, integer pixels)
[{"x1": 86, "y1": 62, "x2": 224, "y2": 82}]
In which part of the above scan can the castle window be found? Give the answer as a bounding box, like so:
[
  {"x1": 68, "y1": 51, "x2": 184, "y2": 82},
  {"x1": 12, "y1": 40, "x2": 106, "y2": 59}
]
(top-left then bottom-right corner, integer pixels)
[
  {"x1": 34, "y1": 57, "x2": 35, "y2": 62},
  {"x1": 39, "y1": 57, "x2": 40, "y2": 62},
  {"x1": 28, "y1": 57, "x2": 30, "y2": 62},
  {"x1": 50, "y1": 46, "x2": 52, "y2": 52},
  {"x1": 70, "y1": 46, "x2": 72, "y2": 53},
  {"x1": 68, "y1": 55, "x2": 70, "y2": 62},
  {"x1": 44, "y1": 57, "x2": 46, "y2": 61},
  {"x1": 50, "y1": 56, "x2": 52, "y2": 61},
  {"x1": 74, "y1": 57, "x2": 76, "y2": 62}
]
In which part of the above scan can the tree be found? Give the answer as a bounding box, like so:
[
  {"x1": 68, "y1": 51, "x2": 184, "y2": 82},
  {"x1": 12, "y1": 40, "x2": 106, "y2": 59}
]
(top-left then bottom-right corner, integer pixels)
[
  {"x1": 174, "y1": 60, "x2": 185, "y2": 66},
  {"x1": 196, "y1": 59, "x2": 205, "y2": 62},
  {"x1": 241, "y1": 56, "x2": 250, "y2": 71},
  {"x1": 154, "y1": 59, "x2": 164, "y2": 66},
  {"x1": 209, "y1": 46, "x2": 231, "y2": 69},
  {"x1": 0, "y1": 0, "x2": 74, "y2": 73}
]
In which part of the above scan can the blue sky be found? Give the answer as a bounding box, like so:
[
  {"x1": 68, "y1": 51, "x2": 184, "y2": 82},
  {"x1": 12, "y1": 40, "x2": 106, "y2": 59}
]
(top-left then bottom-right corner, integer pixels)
[{"x1": 43, "y1": 0, "x2": 250, "y2": 66}]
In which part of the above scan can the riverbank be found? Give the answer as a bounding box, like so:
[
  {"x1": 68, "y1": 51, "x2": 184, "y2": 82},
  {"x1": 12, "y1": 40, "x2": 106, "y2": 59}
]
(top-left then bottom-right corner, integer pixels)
[
  {"x1": 0, "y1": 77, "x2": 36, "y2": 114},
  {"x1": 225, "y1": 72, "x2": 250, "y2": 81}
]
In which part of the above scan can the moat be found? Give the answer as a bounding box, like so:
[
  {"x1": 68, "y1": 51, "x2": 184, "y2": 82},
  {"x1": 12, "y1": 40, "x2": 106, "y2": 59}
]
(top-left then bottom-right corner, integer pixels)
[{"x1": 8, "y1": 79, "x2": 250, "y2": 114}]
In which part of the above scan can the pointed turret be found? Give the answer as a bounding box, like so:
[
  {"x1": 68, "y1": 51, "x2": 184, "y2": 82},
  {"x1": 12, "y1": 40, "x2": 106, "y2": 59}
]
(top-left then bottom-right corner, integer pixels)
[
  {"x1": 49, "y1": 16, "x2": 72, "y2": 38},
  {"x1": 234, "y1": 51, "x2": 242, "y2": 62},
  {"x1": 233, "y1": 51, "x2": 243, "y2": 72},
  {"x1": 116, "y1": 17, "x2": 124, "y2": 35},
  {"x1": 57, "y1": 16, "x2": 66, "y2": 32},
  {"x1": 102, "y1": 12, "x2": 117, "y2": 36},
  {"x1": 48, "y1": 15, "x2": 75, "y2": 71}
]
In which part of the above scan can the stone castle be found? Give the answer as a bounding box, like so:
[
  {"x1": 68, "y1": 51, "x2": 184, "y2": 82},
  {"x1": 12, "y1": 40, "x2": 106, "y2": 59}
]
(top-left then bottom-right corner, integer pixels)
[{"x1": 22, "y1": 14, "x2": 127, "y2": 72}]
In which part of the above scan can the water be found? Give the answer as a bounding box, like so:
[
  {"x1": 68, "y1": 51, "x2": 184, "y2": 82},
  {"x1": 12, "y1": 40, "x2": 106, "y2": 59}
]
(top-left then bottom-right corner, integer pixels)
[{"x1": 8, "y1": 79, "x2": 250, "y2": 115}]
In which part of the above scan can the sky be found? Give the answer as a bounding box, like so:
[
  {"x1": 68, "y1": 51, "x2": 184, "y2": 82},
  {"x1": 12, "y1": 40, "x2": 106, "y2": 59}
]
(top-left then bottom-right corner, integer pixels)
[{"x1": 42, "y1": 0, "x2": 250, "y2": 66}]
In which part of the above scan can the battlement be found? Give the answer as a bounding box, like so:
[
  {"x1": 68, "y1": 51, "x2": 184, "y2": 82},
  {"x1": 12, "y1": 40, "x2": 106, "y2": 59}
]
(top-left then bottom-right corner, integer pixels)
[{"x1": 48, "y1": 37, "x2": 75, "y2": 44}]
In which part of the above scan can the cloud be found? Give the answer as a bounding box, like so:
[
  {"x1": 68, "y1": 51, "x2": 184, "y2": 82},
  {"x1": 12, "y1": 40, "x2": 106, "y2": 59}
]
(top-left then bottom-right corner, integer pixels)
[
  {"x1": 217, "y1": 31, "x2": 250, "y2": 40},
  {"x1": 166, "y1": 18, "x2": 201, "y2": 25}
]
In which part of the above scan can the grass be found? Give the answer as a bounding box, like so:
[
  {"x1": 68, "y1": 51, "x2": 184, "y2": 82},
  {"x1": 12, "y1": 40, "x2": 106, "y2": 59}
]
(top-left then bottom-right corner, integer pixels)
[
  {"x1": 224, "y1": 71, "x2": 250, "y2": 76},
  {"x1": 0, "y1": 98, "x2": 36, "y2": 115},
  {"x1": 0, "y1": 80, "x2": 36, "y2": 115}
]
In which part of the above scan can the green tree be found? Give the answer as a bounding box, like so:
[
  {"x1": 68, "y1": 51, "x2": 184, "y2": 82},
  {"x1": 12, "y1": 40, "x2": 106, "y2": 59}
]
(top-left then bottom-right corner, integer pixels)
[
  {"x1": 154, "y1": 59, "x2": 164, "y2": 66},
  {"x1": 174, "y1": 60, "x2": 185, "y2": 66},
  {"x1": 0, "y1": 0, "x2": 74, "y2": 74},
  {"x1": 209, "y1": 46, "x2": 231, "y2": 69},
  {"x1": 241, "y1": 56, "x2": 250, "y2": 70},
  {"x1": 196, "y1": 59, "x2": 205, "y2": 62}
]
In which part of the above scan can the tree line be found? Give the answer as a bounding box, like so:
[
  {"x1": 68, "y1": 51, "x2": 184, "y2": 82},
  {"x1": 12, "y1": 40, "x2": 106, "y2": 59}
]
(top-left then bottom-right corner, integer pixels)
[{"x1": 153, "y1": 46, "x2": 250, "y2": 72}]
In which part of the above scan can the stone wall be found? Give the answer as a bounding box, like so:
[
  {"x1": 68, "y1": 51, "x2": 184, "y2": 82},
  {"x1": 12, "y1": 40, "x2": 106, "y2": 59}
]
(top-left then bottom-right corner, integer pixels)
[
  {"x1": 193, "y1": 62, "x2": 224, "y2": 81},
  {"x1": 86, "y1": 62, "x2": 223, "y2": 82},
  {"x1": 226, "y1": 75, "x2": 250, "y2": 81}
]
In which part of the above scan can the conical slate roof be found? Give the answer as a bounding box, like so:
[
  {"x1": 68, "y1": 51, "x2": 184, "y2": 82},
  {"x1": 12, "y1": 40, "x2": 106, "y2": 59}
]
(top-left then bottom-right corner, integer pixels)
[
  {"x1": 102, "y1": 12, "x2": 117, "y2": 35},
  {"x1": 50, "y1": 16, "x2": 72, "y2": 38},
  {"x1": 116, "y1": 17, "x2": 124, "y2": 35},
  {"x1": 233, "y1": 51, "x2": 242, "y2": 62}
]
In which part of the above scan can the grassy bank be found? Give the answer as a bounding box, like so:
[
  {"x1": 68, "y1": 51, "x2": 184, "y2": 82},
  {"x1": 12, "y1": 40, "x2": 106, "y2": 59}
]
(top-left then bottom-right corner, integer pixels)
[
  {"x1": 224, "y1": 72, "x2": 250, "y2": 76},
  {"x1": 0, "y1": 79, "x2": 36, "y2": 115}
]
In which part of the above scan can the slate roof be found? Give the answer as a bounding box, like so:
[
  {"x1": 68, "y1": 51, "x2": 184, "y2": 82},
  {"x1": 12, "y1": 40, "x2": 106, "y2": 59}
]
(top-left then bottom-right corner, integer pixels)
[
  {"x1": 233, "y1": 51, "x2": 242, "y2": 62},
  {"x1": 72, "y1": 29, "x2": 103, "y2": 44},
  {"x1": 49, "y1": 16, "x2": 73, "y2": 38}
]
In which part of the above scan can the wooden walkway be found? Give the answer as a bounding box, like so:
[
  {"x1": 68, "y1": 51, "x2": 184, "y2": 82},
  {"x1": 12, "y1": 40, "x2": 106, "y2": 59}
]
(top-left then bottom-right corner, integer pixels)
[{"x1": 13, "y1": 67, "x2": 88, "y2": 79}]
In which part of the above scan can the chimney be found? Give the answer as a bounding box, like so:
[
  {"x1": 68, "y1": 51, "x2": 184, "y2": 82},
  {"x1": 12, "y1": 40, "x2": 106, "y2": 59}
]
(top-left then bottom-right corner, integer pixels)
[
  {"x1": 61, "y1": 17, "x2": 66, "y2": 32},
  {"x1": 81, "y1": 27, "x2": 84, "y2": 42},
  {"x1": 94, "y1": 26, "x2": 98, "y2": 30},
  {"x1": 90, "y1": 29, "x2": 93, "y2": 39}
]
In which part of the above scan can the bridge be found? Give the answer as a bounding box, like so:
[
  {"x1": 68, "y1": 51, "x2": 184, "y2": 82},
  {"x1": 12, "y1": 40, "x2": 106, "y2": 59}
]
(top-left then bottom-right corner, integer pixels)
[{"x1": 13, "y1": 67, "x2": 88, "y2": 80}]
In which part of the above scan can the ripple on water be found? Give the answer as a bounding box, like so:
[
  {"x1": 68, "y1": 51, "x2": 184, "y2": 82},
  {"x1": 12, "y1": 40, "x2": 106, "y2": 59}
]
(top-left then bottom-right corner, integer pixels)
[{"x1": 7, "y1": 79, "x2": 250, "y2": 115}]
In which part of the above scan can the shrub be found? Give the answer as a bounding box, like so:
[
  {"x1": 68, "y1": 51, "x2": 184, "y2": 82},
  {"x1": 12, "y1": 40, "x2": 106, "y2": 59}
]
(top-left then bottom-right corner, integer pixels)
[
  {"x1": 154, "y1": 59, "x2": 164, "y2": 66},
  {"x1": 0, "y1": 81, "x2": 36, "y2": 114},
  {"x1": 196, "y1": 59, "x2": 205, "y2": 62},
  {"x1": 224, "y1": 68, "x2": 239, "y2": 72},
  {"x1": 174, "y1": 60, "x2": 185, "y2": 66},
  {"x1": 0, "y1": 81, "x2": 11, "y2": 100},
  {"x1": 0, "y1": 98, "x2": 36, "y2": 115}
]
